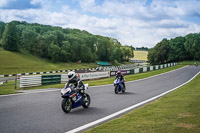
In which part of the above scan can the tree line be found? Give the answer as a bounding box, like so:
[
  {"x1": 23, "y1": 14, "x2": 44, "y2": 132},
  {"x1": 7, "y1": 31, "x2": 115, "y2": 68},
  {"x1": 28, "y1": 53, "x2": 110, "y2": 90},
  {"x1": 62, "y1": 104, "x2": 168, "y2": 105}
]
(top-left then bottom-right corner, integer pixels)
[
  {"x1": 148, "y1": 33, "x2": 200, "y2": 64},
  {"x1": 135, "y1": 47, "x2": 148, "y2": 51},
  {"x1": 0, "y1": 21, "x2": 133, "y2": 63}
]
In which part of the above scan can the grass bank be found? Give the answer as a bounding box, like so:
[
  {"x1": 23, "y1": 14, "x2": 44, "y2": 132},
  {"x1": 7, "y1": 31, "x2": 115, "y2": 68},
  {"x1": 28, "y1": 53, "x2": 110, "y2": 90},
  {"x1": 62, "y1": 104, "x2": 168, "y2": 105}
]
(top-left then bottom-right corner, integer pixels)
[
  {"x1": 84, "y1": 72, "x2": 200, "y2": 133},
  {"x1": 0, "y1": 48, "x2": 97, "y2": 75},
  {"x1": 0, "y1": 64, "x2": 185, "y2": 95}
]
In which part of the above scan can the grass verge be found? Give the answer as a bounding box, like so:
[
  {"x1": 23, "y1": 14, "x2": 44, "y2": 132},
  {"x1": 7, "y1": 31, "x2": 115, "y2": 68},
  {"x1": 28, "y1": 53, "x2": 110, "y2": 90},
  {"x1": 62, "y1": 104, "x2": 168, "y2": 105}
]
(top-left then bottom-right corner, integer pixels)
[
  {"x1": 0, "y1": 64, "x2": 185, "y2": 95},
  {"x1": 0, "y1": 47, "x2": 97, "y2": 75},
  {"x1": 84, "y1": 72, "x2": 200, "y2": 133}
]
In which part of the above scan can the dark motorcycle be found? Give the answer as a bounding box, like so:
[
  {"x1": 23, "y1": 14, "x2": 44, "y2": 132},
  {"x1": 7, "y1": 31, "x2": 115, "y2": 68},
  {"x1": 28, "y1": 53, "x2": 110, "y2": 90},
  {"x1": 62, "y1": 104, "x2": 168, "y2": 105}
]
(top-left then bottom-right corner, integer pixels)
[
  {"x1": 113, "y1": 78, "x2": 126, "y2": 94},
  {"x1": 61, "y1": 84, "x2": 90, "y2": 113}
]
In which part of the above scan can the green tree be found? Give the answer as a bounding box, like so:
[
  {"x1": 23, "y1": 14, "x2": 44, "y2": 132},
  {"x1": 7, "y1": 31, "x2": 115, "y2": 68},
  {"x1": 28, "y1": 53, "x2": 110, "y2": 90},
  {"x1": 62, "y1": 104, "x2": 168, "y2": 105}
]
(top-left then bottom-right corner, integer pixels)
[
  {"x1": 96, "y1": 37, "x2": 111, "y2": 61},
  {"x1": 130, "y1": 46, "x2": 135, "y2": 57},
  {"x1": 148, "y1": 39, "x2": 169, "y2": 64},
  {"x1": 80, "y1": 45, "x2": 93, "y2": 62},
  {"x1": 20, "y1": 28, "x2": 38, "y2": 53},
  {"x1": 147, "y1": 48, "x2": 157, "y2": 64},
  {"x1": 52, "y1": 30, "x2": 65, "y2": 47},
  {"x1": 60, "y1": 41, "x2": 71, "y2": 62},
  {"x1": 120, "y1": 46, "x2": 132, "y2": 61},
  {"x1": 184, "y1": 33, "x2": 200, "y2": 60},
  {"x1": 0, "y1": 21, "x2": 5, "y2": 41},
  {"x1": 0, "y1": 20, "x2": 130, "y2": 63},
  {"x1": 1, "y1": 21, "x2": 19, "y2": 51},
  {"x1": 48, "y1": 42, "x2": 61, "y2": 62},
  {"x1": 168, "y1": 37, "x2": 187, "y2": 62},
  {"x1": 113, "y1": 46, "x2": 122, "y2": 62}
]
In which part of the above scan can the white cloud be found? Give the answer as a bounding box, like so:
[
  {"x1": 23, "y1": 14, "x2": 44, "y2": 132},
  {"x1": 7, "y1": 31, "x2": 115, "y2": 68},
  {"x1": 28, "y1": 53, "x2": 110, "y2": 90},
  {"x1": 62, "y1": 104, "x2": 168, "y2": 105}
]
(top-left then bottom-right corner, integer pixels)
[
  {"x1": 79, "y1": 0, "x2": 96, "y2": 11},
  {"x1": 0, "y1": 0, "x2": 200, "y2": 47},
  {"x1": 30, "y1": 0, "x2": 43, "y2": 5},
  {"x1": 0, "y1": 0, "x2": 15, "y2": 8},
  {"x1": 0, "y1": 0, "x2": 8, "y2": 7}
]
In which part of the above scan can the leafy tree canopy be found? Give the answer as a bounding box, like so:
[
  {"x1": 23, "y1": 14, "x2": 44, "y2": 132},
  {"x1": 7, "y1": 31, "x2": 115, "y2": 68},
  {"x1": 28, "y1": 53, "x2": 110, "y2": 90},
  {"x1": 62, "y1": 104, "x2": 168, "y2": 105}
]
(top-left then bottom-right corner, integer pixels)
[{"x1": 0, "y1": 21, "x2": 134, "y2": 63}]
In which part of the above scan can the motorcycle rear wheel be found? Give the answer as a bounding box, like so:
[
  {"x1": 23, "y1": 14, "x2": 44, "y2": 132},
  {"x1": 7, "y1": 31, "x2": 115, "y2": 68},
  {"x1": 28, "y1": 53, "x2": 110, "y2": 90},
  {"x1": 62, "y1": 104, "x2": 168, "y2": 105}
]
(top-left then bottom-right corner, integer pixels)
[
  {"x1": 61, "y1": 98, "x2": 72, "y2": 113},
  {"x1": 82, "y1": 93, "x2": 91, "y2": 108}
]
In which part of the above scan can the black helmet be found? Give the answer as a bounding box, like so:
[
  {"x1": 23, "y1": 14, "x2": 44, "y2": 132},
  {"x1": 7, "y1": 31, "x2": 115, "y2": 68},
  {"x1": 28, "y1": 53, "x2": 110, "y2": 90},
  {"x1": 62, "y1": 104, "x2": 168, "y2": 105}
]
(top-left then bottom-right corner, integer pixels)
[{"x1": 117, "y1": 70, "x2": 121, "y2": 75}]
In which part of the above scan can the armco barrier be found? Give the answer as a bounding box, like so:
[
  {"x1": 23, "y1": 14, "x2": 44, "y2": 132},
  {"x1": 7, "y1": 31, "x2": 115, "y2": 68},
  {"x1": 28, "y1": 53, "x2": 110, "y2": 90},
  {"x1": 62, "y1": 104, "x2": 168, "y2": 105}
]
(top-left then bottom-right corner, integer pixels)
[
  {"x1": 110, "y1": 70, "x2": 131, "y2": 76},
  {"x1": 0, "y1": 68, "x2": 97, "y2": 78},
  {"x1": 41, "y1": 75, "x2": 61, "y2": 85},
  {"x1": 130, "y1": 69, "x2": 134, "y2": 74},
  {"x1": 20, "y1": 63, "x2": 177, "y2": 88},
  {"x1": 20, "y1": 71, "x2": 110, "y2": 88},
  {"x1": 135, "y1": 68, "x2": 139, "y2": 74},
  {"x1": 1, "y1": 64, "x2": 138, "y2": 78},
  {"x1": 20, "y1": 75, "x2": 64, "y2": 88},
  {"x1": 110, "y1": 63, "x2": 177, "y2": 77},
  {"x1": 143, "y1": 67, "x2": 147, "y2": 72},
  {"x1": 20, "y1": 75, "x2": 42, "y2": 88},
  {"x1": 147, "y1": 67, "x2": 150, "y2": 71},
  {"x1": 78, "y1": 71, "x2": 110, "y2": 80},
  {"x1": 139, "y1": 68, "x2": 143, "y2": 73}
]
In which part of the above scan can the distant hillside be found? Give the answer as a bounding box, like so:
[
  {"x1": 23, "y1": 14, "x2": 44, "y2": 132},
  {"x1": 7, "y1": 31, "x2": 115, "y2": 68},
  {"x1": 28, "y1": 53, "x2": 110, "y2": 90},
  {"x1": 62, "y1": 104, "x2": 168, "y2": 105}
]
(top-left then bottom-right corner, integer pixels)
[
  {"x1": 0, "y1": 21, "x2": 133, "y2": 63},
  {"x1": 0, "y1": 48, "x2": 97, "y2": 75},
  {"x1": 133, "y1": 50, "x2": 148, "y2": 61}
]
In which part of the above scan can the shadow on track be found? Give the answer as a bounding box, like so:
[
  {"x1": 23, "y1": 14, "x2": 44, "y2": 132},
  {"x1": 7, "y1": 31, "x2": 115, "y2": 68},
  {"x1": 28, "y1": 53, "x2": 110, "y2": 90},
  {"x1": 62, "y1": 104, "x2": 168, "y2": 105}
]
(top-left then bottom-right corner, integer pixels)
[
  {"x1": 115, "y1": 92, "x2": 137, "y2": 95},
  {"x1": 64, "y1": 107, "x2": 104, "y2": 115}
]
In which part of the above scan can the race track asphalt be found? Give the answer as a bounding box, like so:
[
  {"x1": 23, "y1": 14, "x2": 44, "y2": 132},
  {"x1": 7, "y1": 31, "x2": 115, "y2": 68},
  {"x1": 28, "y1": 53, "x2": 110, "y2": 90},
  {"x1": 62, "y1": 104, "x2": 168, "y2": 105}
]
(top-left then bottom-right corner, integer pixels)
[{"x1": 0, "y1": 66, "x2": 199, "y2": 133}]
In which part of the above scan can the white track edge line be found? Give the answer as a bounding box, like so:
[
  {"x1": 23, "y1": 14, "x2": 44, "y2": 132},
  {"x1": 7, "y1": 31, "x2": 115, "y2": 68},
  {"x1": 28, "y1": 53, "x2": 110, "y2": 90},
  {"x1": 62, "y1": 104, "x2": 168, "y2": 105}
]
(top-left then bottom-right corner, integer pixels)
[
  {"x1": 65, "y1": 71, "x2": 200, "y2": 133},
  {"x1": 0, "y1": 89, "x2": 61, "y2": 97},
  {"x1": 0, "y1": 65, "x2": 188, "y2": 97}
]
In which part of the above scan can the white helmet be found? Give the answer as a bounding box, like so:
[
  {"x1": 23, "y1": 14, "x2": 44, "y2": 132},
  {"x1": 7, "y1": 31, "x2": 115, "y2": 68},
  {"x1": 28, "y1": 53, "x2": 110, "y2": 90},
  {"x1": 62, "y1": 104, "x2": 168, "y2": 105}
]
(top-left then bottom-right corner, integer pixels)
[{"x1": 68, "y1": 71, "x2": 76, "y2": 80}]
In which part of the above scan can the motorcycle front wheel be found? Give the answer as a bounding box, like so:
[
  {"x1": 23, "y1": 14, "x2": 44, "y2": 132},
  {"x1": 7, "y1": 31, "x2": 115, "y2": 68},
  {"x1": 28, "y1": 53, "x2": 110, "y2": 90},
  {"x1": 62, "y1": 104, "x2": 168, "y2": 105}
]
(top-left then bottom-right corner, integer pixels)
[
  {"x1": 61, "y1": 98, "x2": 72, "y2": 113},
  {"x1": 115, "y1": 86, "x2": 119, "y2": 94},
  {"x1": 82, "y1": 93, "x2": 91, "y2": 108},
  {"x1": 122, "y1": 86, "x2": 126, "y2": 93}
]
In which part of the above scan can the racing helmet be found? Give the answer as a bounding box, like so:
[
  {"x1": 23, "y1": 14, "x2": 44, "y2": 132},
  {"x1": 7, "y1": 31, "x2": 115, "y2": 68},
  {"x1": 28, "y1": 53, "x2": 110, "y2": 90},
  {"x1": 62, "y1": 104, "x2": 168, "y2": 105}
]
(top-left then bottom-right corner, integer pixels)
[
  {"x1": 117, "y1": 70, "x2": 121, "y2": 75},
  {"x1": 68, "y1": 71, "x2": 76, "y2": 80}
]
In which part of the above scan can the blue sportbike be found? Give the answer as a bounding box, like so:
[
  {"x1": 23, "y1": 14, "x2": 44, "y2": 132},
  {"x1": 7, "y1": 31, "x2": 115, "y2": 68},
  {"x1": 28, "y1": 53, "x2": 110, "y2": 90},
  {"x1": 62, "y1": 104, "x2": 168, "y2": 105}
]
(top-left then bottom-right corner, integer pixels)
[
  {"x1": 61, "y1": 84, "x2": 90, "y2": 113},
  {"x1": 113, "y1": 78, "x2": 126, "y2": 94}
]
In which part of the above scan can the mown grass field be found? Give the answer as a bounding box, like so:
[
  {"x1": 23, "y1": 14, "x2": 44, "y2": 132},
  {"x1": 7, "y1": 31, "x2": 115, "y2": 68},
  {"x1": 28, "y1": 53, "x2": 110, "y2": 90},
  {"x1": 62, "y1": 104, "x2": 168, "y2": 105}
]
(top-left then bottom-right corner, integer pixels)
[
  {"x1": 0, "y1": 48, "x2": 97, "y2": 75},
  {"x1": 84, "y1": 72, "x2": 200, "y2": 133},
  {"x1": 133, "y1": 50, "x2": 148, "y2": 61},
  {"x1": 0, "y1": 48, "x2": 148, "y2": 75}
]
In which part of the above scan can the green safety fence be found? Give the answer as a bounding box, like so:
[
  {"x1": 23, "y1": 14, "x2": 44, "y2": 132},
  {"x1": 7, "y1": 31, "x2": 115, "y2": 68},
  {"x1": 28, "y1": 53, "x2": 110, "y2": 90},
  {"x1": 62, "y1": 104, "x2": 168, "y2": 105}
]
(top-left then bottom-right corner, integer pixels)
[
  {"x1": 147, "y1": 67, "x2": 150, "y2": 71},
  {"x1": 41, "y1": 75, "x2": 61, "y2": 85},
  {"x1": 130, "y1": 69, "x2": 134, "y2": 74},
  {"x1": 139, "y1": 68, "x2": 143, "y2": 73}
]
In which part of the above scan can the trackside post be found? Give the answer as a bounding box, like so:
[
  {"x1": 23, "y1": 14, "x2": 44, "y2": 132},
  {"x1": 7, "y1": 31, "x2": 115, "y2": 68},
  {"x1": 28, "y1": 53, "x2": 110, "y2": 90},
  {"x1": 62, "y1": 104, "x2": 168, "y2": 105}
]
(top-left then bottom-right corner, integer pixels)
[{"x1": 15, "y1": 75, "x2": 17, "y2": 89}]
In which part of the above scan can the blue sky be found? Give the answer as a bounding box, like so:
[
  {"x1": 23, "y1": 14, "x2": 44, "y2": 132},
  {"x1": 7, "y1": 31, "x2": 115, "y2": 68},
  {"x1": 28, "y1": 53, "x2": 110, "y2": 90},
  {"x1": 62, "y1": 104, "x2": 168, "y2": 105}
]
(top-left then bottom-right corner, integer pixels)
[{"x1": 0, "y1": 0, "x2": 200, "y2": 47}]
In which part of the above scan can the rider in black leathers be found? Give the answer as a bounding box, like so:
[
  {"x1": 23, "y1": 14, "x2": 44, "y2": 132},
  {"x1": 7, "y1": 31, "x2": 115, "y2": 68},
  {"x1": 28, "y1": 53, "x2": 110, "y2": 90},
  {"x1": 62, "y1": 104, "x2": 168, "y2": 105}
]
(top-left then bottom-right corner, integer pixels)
[
  {"x1": 194, "y1": 62, "x2": 198, "y2": 67},
  {"x1": 115, "y1": 70, "x2": 125, "y2": 88},
  {"x1": 64, "y1": 71, "x2": 84, "y2": 91}
]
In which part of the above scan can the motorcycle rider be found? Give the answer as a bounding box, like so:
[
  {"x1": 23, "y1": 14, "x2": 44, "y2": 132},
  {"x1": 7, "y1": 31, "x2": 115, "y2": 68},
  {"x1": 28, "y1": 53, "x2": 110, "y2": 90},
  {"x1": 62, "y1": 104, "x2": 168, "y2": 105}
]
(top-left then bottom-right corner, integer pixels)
[
  {"x1": 64, "y1": 71, "x2": 84, "y2": 92},
  {"x1": 115, "y1": 70, "x2": 126, "y2": 88},
  {"x1": 194, "y1": 62, "x2": 198, "y2": 67}
]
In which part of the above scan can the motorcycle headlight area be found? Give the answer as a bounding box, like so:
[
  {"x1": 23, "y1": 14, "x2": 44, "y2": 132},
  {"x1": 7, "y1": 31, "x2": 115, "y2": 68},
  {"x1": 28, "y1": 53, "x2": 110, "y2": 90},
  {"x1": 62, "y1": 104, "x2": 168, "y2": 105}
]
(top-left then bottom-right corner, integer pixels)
[
  {"x1": 114, "y1": 80, "x2": 118, "y2": 84},
  {"x1": 61, "y1": 88, "x2": 71, "y2": 95},
  {"x1": 84, "y1": 83, "x2": 89, "y2": 90}
]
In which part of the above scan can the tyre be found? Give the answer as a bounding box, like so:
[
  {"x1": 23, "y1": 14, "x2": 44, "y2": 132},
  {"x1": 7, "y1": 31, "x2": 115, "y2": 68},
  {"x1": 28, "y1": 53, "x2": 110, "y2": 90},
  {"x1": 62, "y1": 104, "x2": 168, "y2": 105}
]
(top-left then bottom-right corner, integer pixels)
[
  {"x1": 115, "y1": 86, "x2": 119, "y2": 94},
  {"x1": 122, "y1": 86, "x2": 126, "y2": 93},
  {"x1": 82, "y1": 93, "x2": 91, "y2": 108},
  {"x1": 61, "y1": 98, "x2": 72, "y2": 113}
]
